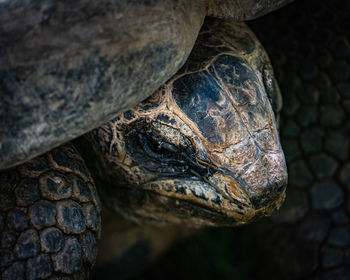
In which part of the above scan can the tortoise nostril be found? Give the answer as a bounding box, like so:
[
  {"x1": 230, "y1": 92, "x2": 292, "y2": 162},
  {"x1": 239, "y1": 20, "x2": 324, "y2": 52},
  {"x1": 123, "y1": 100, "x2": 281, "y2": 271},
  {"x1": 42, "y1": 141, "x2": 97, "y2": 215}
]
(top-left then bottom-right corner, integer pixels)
[
  {"x1": 239, "y1": 151, "x2": 288, "y2": 210},
  {"x1": 276, "y1": 183, "x2": 286, "y2": 194},
  {"x1": 249, "y1": 182, "x2": 287, "y2": 209}
]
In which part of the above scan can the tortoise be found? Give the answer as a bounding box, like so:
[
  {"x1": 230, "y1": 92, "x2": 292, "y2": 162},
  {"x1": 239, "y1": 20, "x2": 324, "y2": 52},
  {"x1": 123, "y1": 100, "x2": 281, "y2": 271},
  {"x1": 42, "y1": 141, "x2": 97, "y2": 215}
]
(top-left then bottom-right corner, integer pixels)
[
  {"x1": 0, "y1": 0, "x2": 292, "y2": 170},
  {"x1": 0, "y1": 15, "x2": 287, "y2": 279}
]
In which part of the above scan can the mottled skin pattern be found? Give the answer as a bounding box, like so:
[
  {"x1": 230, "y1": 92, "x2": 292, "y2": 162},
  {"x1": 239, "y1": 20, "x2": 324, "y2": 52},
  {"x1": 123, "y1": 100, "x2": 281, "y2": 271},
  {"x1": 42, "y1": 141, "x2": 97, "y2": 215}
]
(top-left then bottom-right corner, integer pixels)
[
  {"x1": 0, "y1": 144, "x2": 101, "y2": 279},
  {"x1": 86, "y1": 18, "x2": 287, "y2": 227},
  {"x1": 249, "y1": 0, "x2": 350, "y2": 278}
]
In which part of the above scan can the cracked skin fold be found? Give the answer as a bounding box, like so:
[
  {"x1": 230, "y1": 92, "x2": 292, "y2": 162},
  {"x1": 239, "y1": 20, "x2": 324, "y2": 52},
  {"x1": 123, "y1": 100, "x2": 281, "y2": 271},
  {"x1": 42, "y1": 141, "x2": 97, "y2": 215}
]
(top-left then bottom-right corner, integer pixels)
[{"x1": 85, "y1": 18, "x2": 288, "y2": 227}]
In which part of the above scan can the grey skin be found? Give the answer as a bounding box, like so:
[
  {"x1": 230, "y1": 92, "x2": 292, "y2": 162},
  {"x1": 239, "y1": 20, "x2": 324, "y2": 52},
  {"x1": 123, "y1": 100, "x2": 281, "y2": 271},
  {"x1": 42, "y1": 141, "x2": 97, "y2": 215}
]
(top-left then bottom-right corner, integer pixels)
[{"x1": 0, "y1": 0, "x2": 293, "y2": 170}]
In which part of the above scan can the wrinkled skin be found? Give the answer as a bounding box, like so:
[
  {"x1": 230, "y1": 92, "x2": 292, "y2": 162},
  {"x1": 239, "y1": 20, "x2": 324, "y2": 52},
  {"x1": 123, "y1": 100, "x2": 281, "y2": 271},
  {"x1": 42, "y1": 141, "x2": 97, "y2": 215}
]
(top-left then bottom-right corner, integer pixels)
[{"x1": 86, "y1": 18, "x2": 287, "y2": 227}]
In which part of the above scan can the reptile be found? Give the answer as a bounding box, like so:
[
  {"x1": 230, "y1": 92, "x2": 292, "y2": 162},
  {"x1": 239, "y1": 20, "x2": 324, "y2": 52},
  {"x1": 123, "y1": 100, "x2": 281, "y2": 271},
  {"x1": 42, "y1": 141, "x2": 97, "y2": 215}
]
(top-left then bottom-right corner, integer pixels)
[{"x1": 0, "y1": 3, "x2": 290, "y2": 278}]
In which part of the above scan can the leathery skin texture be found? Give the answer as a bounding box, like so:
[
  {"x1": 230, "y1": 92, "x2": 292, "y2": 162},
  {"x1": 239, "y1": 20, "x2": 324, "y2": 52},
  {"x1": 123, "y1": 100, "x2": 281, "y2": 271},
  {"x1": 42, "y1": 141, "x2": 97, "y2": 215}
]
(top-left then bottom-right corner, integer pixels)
[
  {"x1": 0, "y1": 143, "x2": 101, "y2": 279},
  {"x1": 85, "y1": 18, "x2": 287, "y2": 227}
]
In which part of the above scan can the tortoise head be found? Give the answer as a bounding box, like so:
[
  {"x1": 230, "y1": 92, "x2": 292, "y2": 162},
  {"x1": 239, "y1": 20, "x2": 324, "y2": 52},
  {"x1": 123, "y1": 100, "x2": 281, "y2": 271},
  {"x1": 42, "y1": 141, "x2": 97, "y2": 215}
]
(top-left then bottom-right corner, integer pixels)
[{"x1": 88, "y1": 19, "x2": 287, "y2": 226}]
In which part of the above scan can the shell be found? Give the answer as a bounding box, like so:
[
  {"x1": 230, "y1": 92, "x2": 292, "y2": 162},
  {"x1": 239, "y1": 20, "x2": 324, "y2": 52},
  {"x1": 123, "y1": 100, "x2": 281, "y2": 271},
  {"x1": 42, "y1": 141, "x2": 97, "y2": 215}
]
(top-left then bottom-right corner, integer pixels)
[
  {"x1": 0, "y1": 0, "x2": 293, "y2": 170},
  {"x1": 0, "y1": 0, "x2": 206, "y2": 169},
  {"x1": 207, "y1": 0, "x2": 294, "y2": 20}
]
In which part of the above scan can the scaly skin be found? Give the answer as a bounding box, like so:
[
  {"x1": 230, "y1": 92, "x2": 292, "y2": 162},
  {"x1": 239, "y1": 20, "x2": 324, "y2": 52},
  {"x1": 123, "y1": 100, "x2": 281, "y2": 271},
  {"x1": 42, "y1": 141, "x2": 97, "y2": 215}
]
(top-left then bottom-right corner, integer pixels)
[{"x1": 0, "y1": 144, "x2": 101, "y2": 279}]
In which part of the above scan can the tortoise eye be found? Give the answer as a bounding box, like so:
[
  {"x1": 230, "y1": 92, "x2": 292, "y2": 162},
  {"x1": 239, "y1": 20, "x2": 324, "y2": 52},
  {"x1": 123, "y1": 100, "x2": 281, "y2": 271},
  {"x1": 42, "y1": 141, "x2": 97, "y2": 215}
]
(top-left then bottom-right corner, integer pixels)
[
  {"x1": 133, "y1": 131, "x2": 210, "y2": 177},
  {"x1": 158, "y1": 141, "x2": 180, "y2": 154},
  {"x1": 137, "y1": 132, "x2": 180, "y2": 160}
]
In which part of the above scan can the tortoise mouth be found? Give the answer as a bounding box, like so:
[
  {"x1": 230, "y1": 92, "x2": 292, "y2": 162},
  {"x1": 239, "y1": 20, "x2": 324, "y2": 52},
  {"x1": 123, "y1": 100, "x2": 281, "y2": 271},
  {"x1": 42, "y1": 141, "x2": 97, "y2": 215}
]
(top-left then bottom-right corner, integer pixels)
[
  {"x1": 101, "y1": 183, "x2": 243, "y2": 226},
  {"x1": 137, "y1": 174, "x2": 287, "y2": 225},
  {"x1": 98, "y1": 172, "x2": 286, "y2": 226},
  {"x1": 143, "y1": 164, "x2": 287, "y2": 203}
]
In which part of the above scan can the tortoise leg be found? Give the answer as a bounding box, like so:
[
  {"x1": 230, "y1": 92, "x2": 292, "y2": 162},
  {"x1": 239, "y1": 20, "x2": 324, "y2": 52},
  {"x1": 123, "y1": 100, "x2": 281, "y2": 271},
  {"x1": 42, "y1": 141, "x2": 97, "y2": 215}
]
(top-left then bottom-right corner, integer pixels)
[{"x1": 0, "y1": 143, "x2": 101, "y2": 279}]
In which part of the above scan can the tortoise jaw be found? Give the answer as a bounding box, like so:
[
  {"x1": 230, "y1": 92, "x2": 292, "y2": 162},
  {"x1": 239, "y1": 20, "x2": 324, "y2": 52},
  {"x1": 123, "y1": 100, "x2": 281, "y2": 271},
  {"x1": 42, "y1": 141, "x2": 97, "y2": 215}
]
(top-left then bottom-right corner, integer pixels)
[{"x1": 138, "y1": 170, "x2": 287, "y2": 226}]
